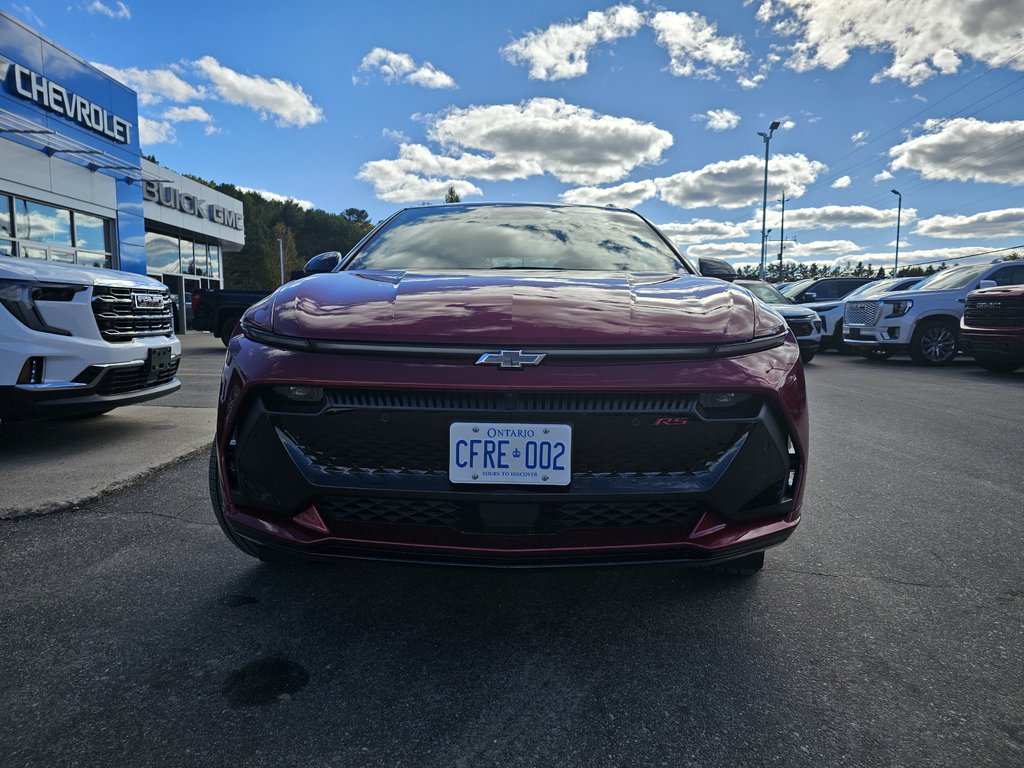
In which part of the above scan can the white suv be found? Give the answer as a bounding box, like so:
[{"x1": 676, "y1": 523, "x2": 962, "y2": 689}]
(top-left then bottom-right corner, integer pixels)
[
  {"x1": 0, "y1": 256, "x2": 181, "y2": 421},
  {"x1": 842, "y1": 261, "x2": 1024, "y2": 365}
]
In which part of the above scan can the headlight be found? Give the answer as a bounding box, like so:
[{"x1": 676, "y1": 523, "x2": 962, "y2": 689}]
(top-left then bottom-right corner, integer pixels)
[
  {"x1": 0, "y1": 278, "x2": 87, "y2": 336},
  {"x1": 882, "y1": 299, "x2": 913, "y2": 318}
]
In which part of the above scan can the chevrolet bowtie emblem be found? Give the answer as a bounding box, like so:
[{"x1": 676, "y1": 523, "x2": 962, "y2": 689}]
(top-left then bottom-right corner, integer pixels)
[{"x1": 475, "y1": 350, "x2": 547, "y2": 369}]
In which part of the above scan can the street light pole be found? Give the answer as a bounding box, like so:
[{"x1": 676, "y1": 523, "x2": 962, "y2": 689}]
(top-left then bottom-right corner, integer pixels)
[
  {"x1": 277, "y1": 238, "x2": 285, "y2": 286},
  {"x1": 891, "y1": 189, "x2": 902, "y2": 277},
  {"x1": 777, "y1": 191, "x2": 786, "y2": 282},
  {"x1": 758, "y1": 120, "x2": 781, "y2": 281}
]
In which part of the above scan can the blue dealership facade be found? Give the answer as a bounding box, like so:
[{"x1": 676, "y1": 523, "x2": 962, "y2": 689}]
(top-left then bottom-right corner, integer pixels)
[{"x1": 0, "y1": 11, "x2": 244, "y2": 329}]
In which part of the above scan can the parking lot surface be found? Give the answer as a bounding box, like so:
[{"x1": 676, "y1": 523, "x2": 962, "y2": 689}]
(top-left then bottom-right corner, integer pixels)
[{"x1": 1, "y1": 355, "x2": 1021, "y2": 767}]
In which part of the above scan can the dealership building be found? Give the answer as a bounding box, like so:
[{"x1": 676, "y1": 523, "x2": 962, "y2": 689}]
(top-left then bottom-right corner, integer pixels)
[{"x1": 0, "y1": 11, "x2": 244, "y2": 330}]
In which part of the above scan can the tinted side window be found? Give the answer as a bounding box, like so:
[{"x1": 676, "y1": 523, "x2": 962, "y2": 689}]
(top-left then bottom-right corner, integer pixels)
[
  {"x1": 808, "y1": 281, "x2": 839, "y2": 300},
  {"x1": 990, "y1": 265, "x2": 1024, "y2": 286}
]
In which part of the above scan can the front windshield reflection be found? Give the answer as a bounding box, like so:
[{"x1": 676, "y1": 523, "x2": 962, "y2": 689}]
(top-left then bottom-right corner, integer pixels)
[{"x1": 346, "y1": 205, "x2": 687, "y2": 272}]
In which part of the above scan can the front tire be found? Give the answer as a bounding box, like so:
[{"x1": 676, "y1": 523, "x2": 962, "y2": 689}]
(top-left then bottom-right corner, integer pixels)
[
  {"x1": 909, "y1": 320, "x2": 958, "y2": 366},
  {"x1": 831, "y1": 322, "x2": 851, "y2": 355},
  {"x1": 208, "y1": 443, "x2": 303, "y2": 564},
  {"x1": 975, "y1": 356, "x2": 1023, "y2": 373},
  {"x1": 218, "y1": 315, "x2": 241, "y2": 348},
  {"x1": 800, "y1": 349, "x2": 817, "y2": 364}
]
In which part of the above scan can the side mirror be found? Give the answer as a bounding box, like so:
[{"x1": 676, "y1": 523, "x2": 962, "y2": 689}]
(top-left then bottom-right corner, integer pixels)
[
  {"x1": 303, "y1": 251, "x2": 342, "y2": 275},
  {"x1": 979, "y1": 279, "x2": 997, "y2": 289},
  {"x1": 803, "y1": 292, "x2": 817, "y2": 301},
  {"x1": 698, "y1": 256, "x2": 737, "y2": 282}
]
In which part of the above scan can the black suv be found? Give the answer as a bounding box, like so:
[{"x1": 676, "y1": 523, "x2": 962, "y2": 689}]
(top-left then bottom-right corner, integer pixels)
[{"x1": 780, "y1": 277, "x2": 876, "y2": 303}]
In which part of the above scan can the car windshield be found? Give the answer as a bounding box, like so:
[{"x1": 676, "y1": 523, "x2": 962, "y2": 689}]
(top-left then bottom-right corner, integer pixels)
[
  {"x1": 847, "y1": 278, "x2": 898, "y2": 298},
  {"x1": 345, "y1": 204, "x2": 689, "y2": 272},
  {"x1": 739, "y1": 281, "x2": 791, "y2": 304},
  {"x1": 911, "y1": 265, "x2": 988, "y2": 291},
  {"x1": 780, "y1": 278, "x2": 814, "y2": 297}
]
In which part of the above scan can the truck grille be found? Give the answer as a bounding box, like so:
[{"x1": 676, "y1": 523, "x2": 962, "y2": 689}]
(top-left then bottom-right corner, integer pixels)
[
  {"x1": 787, "y1": 319, "x2": 813, "y2": 337},
  {"x1": 964, "y1": 296, "x2": 1024, "y2": 328},
  {"x1": 844, "y1": 301, "x2": 879, "y2": 326},
  {"x1": 91, "y1": 286, "x2": 173, "y2": 342}
]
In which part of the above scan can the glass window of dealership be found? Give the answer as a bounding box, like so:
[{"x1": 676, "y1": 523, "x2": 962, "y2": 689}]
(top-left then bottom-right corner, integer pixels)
[{"x1": 0, "y1": 11, "x2": 244, "y2": 329}]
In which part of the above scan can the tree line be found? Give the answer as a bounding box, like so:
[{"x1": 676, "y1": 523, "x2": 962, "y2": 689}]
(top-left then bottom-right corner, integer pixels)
[
  {"x1": 182, "y1": 173, "x2": 375, "y2": 290},
  {"x1": 742, "y1": 251, "x2": 1021, "y2": 283}
]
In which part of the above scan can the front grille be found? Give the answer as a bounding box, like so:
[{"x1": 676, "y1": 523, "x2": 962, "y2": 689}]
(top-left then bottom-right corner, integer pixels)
[
  {"x1": 845, "y1": 301, "x2": 879, "y2": 326},
  {"x1": 326, "y1": 389, "x2": 697, "y2": 413},
  {"x1": 964, "y1": 297, "x2": 1024, "y2": 328},
  {"x1": 278, "y1": 396, "x2": 746, "y2": 478},
  {"x1": 316, "y1": 496, "x2": 703, "y2": 531},
  {"x1": 91, "y1": 285, "x2": 173, "y2": 342},
  {"x1": 787, "y1": 319, "x2": 813, "y2": 337}
]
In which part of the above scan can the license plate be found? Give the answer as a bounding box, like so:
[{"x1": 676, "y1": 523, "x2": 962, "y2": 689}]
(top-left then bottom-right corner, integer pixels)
[
  {"x1": 849, "y1": 328, "x2": 861, "y2": 338},
  {"x1": 449, "y1": 422, "x2": 572, "y2": 486},
  {"x1": 146, "y1": 346, "x2": 173, "y2": 383}
]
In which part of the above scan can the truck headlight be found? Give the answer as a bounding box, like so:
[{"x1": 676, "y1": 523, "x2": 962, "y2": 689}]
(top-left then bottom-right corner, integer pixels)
[
  {"x1": 882, "y1": 300, "x2": 913, "y2": 318},
  {"x1": 0, "y1": 279, "x2": 86, "y2": 336}
]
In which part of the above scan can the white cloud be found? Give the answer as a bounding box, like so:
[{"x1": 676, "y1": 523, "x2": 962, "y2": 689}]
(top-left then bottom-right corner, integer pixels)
[
  {"x1": 851, "y1": 129, "x2": 869, "y2": 145},
  {"x1": 161, "y1": 105, "x2": 213, "y2": 123},
  {"x1": 356, "y1": 161, "x2": 483, "y2": 203},
  {"x1": 693, "y1": 108, "x2": 741, "y2": 132},
  {"x1": 650, "y1": 10, "x2": 750, "y2": 81},
  {"x1": 87, "y1": 1, "x2": 130, "y2": 20},
  {"x1": 91, "y1": 62, "x2": 206, "y2": 106},
  {"x1": 657, "y1": 219, "x2": 750, "y2": 245},
  {"x1": 502, "y1": 4, "x2": 644, "y2": 81},
  {"x1": 831, "y1": 175, "x2": 851, "y2": 189},
  {"x1": 874, "y1": 170, "x2": 894, "y2": 182},
  {"x1": 427, "y1": 98, "x2": 673, "y2": 185},
  {"x1": 236, "y1": 186, "x2": 315, "y2": 211},
  {"x1": 560, "y1": 180, "x2": 658, "y2": 207},
  {"x1": 915, "y1": 208, "x2": 1024, "y2": 239},
  {"x1": 193, "y1": 56, "x2": 323, "y2": 128},
  {"x1": 780, "y1": 119, "x2": 796, "y2": 131},
  {"x1": 767, "y1": 204, "x2": 912, "y2": 231},
  {"x1": 889, "y1": 118, "x2": 1024, "y2": 184},
  {"x1": 138, "y1": 117, "x2": 175, "y2": 146},
  {"x1": 11, "y1": 3, "x2": 45, "y2": 27},
  {"x1": 358, "y1": 48, "x2": 456, "y2": 89},
  {"x1": 761, "y1": 0, "x2": 1024, "y2": 86},
  {"x1": 382, "y1": 128, "x2": 410, "y2": 143},
  {"x1": 655, "y1": 153, "x2": 826, "y2": 209},
  {"x1": 203, "y1": 125, "x2": 223, "y2": 136}
]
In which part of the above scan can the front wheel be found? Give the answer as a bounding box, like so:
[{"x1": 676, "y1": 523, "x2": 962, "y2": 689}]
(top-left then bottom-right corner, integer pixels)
[
  {"x1": 831, "y1": 323, "x2": 852, "y2": 355},
  {"x1": 800, "y1": 349, "x2": 817, "y2": 364},
  {"x1": 975, "y1": 356, "x2": 1023, "y2": 373},
  {"x1": 909, "y1": 320, "x2": 958, "y2": 366},
  {"x1": 218, "y1": 315, "x2": 241, "y2": 348}
]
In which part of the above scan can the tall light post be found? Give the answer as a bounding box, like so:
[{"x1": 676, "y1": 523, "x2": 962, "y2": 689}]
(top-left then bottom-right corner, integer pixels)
[
  {"x1": 891, "y1": 189, "x2": 902, "y2": 277},
  {"x1": 277, "y1": 238, "x2": 285, "y2": 286},
  {"x1": 758, "y1": 120, "x2": 781, "y2": 281},
  {"x1": 777, "y1": 191, "x2": 786, "y2": 282}
]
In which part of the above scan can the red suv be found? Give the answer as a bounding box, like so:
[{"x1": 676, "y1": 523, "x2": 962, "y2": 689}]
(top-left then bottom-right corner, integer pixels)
[{"x1": 961, "y1": 285, "x2": 1024, "y2": 373}]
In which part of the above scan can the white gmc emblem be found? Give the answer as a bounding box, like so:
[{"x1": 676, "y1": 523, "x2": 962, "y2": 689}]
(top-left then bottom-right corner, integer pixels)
[{"x1": 132, "y1": 293, "x2": 165, "y2": 309}]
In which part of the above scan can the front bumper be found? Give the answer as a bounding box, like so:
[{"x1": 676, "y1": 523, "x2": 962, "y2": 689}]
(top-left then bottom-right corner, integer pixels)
[
  {"x1": 960, "y1": 330, "x2": 1024, "y2": 359},
  {"x1": 212, "y1": 336, "x2": 808, "y2": 567},
  {"x1": 842, "y1": 321, "x2": 910, "y2": 351}
]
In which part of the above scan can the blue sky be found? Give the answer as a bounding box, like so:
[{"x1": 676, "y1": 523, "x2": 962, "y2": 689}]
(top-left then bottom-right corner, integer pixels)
[{"x1": 4, "y1": 0, "x2": 1024, "y2": 272}]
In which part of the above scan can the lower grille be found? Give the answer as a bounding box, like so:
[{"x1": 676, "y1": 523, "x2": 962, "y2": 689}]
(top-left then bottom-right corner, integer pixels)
[
  {"x1": 93, "y1": 359, "x2": 179, "y2": 395},
  {"x1": 845, "y1": 301, "x2": 879, "y2": 326},
  {"x1": 316, "y1": 496, "x2": 703, "y2": 531},
  {"x1": 787, "y1": 320, "x2": 813, "y2": 337},
  {"x1": 964, "y1": 297, "x2": 1024, "y2": 328}
]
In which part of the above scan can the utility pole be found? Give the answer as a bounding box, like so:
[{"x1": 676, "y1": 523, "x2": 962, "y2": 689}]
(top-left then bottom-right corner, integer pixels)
[
  {"x1": 758, "y1": 120, "x2": 781, "y2": 281},
  {"x1": 891, "y1": 189, "x2": 902, "y2": 277},
  {"x1": 777, "y1": 192, "x2": 786, "y2": 283},
  {"x1": 277, "y1": 238, "x2": 285, "y2": 286}
]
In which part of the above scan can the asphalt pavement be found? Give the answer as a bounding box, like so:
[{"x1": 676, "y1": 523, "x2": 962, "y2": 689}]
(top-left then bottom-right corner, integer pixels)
[
  {"x1": 0, "y1": 353, "x2": 1021, "y2": 767},
  {"x1": 0, "y1": 332, "x2": 224, "y2": 517}
]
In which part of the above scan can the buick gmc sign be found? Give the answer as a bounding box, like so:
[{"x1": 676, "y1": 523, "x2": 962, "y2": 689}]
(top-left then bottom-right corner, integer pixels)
[{"x1": 142, "y1": 181, "x2": 243, "y2": 230}]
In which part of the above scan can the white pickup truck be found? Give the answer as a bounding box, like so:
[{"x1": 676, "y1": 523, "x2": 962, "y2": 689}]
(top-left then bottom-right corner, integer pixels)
[
  {"x1": 0, "y1": 255, "x2": 181, "y2": 421},
  {"x1": 842, "y1": 260, "x2": 1024, "y2": 365}
]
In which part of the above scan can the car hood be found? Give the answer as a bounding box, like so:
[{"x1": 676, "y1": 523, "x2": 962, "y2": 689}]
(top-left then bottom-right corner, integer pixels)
[
  {"x1": 0, "y1": 255, "x2": 165, "y2": 290},
  {"x1": 860, "y1": 288, "x2": 960, "y2": 302},
  {"x1": 266, "y1": 271, "x2": 765, "y2": 345},
  {"x1": 773, "y1": 305, "x2": 819, "y2": 320}
]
